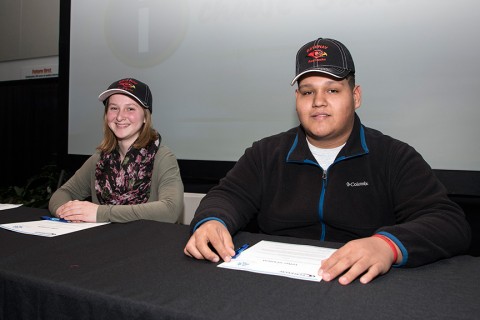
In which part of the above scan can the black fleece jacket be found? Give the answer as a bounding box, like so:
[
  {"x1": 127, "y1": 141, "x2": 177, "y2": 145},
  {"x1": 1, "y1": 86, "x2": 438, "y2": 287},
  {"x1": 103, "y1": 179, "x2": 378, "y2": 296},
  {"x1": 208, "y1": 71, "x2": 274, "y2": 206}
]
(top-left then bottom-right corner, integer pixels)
[{"x1": 191, "y1": 114, "x2": 471, "y2": 267}]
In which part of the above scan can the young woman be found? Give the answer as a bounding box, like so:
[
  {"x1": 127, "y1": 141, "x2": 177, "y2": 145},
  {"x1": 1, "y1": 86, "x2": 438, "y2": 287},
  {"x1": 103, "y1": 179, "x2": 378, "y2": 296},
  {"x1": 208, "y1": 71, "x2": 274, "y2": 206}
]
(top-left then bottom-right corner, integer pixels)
[{"x1": 49, "y1": 78, "x2": 184, "y2": 223}]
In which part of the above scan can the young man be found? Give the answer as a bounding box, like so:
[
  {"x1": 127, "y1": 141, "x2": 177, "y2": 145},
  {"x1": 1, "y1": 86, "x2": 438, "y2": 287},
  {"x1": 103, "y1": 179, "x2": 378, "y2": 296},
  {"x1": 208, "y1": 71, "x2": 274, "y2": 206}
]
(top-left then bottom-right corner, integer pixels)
[{"x1": 183, "y1": 38, "x2": 471, "y2": 285}]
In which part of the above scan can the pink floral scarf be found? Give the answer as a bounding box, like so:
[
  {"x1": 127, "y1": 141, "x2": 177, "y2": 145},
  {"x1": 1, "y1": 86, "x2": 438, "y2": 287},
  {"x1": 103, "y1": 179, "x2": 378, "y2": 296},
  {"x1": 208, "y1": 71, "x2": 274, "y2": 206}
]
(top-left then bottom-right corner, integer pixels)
[{"x1": 95, "y1": 139, "x2": 159, "y2": 205}]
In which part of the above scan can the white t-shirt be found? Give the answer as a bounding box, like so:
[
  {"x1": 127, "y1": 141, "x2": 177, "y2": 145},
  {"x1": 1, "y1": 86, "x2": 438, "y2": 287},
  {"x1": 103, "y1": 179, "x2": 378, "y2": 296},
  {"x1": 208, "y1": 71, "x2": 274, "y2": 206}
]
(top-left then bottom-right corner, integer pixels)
[{"x1": 307, "y1": 139, "x2": 345, "y2": 170}]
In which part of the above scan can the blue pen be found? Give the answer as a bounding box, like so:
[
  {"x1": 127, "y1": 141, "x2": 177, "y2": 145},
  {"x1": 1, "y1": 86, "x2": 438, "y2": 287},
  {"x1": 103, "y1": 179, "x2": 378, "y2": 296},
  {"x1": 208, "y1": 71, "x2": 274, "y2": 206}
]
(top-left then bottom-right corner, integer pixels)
[
  {"x1": 41, "y1": 216, "x2": 69, "y2": 223},
  {"x1": 233, "y1": 244, "x2": 249, "y2": 259}
]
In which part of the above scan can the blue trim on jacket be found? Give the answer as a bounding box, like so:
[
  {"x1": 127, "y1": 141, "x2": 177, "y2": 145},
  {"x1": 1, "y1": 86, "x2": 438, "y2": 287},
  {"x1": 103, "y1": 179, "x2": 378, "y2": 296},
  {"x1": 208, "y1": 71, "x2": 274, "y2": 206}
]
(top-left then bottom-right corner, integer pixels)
[
  {"x1": 376, "y1": 231, "x2": 408, "y2": 266},
  {"x1": 193, "y1": 217, "x2": 227, "y2": 233}
]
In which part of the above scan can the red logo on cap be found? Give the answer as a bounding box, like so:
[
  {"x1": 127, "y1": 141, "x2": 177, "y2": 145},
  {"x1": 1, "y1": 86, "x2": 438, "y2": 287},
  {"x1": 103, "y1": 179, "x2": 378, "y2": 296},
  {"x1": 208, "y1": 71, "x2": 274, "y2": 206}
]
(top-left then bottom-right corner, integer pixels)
[
  {"x1": 307, "y1": 50, "x2": 327, "y2": 59},
  {"x1": 117, "y1": 79, "x2": 138, "y2": 93}
]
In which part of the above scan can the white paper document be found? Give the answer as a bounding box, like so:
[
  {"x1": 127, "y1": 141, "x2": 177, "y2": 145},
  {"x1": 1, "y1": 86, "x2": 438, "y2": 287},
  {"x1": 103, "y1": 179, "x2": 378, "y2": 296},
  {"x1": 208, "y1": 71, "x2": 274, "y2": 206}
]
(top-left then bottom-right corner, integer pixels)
[
  {"x1": 0, "y1": 220, "x2": 110, "y2": 237},
  {"x1": 218, "y1": 240, "x2": 337, "y2": 282},
  {"x1": 0, "y1": 203, "x2": 23, "y2": 211}
]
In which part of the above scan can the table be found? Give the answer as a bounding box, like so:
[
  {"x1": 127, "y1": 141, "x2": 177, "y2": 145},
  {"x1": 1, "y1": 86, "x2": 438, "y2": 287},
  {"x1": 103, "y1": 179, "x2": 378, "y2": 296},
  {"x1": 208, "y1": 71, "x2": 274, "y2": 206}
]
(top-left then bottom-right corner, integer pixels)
[{"x1": 1, "y1": 206, "x2": 479, "y2": 320}]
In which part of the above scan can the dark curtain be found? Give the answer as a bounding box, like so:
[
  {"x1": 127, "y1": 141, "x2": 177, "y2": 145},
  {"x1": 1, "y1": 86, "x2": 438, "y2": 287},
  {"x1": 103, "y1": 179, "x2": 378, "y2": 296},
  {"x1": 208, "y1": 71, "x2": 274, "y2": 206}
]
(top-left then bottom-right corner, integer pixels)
[{"x1": 1, "y1": 78, "x2": 60, "y2": 188}]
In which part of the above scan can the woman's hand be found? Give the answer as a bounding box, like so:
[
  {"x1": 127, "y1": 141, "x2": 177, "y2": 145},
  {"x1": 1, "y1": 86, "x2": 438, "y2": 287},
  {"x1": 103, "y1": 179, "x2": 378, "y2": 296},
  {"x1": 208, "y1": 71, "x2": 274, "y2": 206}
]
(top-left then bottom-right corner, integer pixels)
[{"x1": 56, "y1": 200, "x2": 99, "y2": 223}]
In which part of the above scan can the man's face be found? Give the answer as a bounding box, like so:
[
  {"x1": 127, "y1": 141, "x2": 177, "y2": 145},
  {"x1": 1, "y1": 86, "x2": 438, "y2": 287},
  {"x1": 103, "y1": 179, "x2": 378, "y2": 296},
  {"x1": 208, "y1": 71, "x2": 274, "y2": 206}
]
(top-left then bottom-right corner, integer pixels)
[{"x1": 295, "y1": 74, "x2": 361, "y2": 148}]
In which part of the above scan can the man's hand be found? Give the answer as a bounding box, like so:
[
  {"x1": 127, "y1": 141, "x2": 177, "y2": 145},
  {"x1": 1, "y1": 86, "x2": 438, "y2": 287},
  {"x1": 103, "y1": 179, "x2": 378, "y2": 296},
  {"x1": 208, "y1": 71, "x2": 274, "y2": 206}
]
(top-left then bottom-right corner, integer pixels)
[
  {"x1": 319, "y1": 236, "x2": 401, "y2": 285},
  {"x1": 56, "y1": 200, "x2": 99, "y2": 223},
  {"x1": 184, "y1": 220, "x2": 236, "y2": 263}
]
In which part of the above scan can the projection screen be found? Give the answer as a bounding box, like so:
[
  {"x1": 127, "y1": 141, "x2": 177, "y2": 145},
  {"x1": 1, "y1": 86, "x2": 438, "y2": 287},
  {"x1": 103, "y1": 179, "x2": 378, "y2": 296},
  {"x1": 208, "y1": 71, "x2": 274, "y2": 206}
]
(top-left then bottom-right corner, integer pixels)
[{"x1": 68, "y1": 0, "x2": 480, "y2": 171}]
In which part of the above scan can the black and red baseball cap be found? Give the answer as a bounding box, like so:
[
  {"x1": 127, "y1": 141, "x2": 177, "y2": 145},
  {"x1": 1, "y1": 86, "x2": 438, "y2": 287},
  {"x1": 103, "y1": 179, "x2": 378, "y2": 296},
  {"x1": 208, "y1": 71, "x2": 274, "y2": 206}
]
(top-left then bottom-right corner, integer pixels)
[
  {"x1": 291, "y1": 38, "x2": 355, "y2": 85},
  {"x1": 98, "y1": 78, "x2": 153, "y2": 113}
]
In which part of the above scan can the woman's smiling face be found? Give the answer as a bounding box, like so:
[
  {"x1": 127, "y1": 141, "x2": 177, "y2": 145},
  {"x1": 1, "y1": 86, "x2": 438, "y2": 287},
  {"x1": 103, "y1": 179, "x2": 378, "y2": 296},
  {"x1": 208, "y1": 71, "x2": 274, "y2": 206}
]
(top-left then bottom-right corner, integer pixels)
[{"x1": 105, "y1": 93, "x2": 146, "y2": 148}]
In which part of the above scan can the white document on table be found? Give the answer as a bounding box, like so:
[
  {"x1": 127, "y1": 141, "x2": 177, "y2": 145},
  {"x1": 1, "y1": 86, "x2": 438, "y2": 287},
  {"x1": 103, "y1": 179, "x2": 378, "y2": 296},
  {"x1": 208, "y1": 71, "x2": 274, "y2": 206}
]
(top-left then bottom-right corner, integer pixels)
[
  {"x1": 0, "y1": 203, "x2": 23, "y2": 211},
  {"x1": 0, "y1": 220, "x2": 110, "y2": 237},
  {"x1": 218, "y1": 240, "x2": 337, "y2": 282}
]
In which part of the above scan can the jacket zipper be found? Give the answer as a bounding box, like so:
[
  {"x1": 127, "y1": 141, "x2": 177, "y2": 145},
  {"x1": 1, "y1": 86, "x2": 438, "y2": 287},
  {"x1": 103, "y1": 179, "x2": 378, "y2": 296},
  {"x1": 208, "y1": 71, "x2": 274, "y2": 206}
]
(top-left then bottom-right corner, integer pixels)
[
  {"x1": 319, "y1": 168, "x2": 328, "y2": 241},
  {"x1": 318, "y1": 156, "x2": 358, "y2": 241}
]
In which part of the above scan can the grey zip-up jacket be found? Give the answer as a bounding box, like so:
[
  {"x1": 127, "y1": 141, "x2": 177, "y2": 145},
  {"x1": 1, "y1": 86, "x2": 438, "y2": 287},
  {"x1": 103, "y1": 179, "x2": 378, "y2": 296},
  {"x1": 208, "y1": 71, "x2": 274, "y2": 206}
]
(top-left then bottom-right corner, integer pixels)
[{"x1": 191, "y1": 114, "x2": 471, "y2": 267}]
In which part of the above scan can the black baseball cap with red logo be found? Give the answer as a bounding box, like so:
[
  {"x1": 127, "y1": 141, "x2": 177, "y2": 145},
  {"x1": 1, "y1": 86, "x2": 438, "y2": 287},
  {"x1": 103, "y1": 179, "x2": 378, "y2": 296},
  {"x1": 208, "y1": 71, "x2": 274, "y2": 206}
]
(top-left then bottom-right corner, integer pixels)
[
  {"x1": 291, "y1": 38, "x2": 355, "y2": 85},
  {"x1": 98, "y1": 78, "x2": 153, "y2": 114}
]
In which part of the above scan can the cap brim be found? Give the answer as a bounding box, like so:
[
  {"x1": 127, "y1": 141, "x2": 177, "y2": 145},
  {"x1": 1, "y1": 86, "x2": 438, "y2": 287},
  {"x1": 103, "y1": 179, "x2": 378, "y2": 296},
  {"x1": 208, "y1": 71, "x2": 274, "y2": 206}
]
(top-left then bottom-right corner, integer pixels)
[
  {"x1": 98, "y1": 89, "x2": 147, "y2": 109},
  {"x1": 290, "y1": 68, "x2": 351, "y2": 86}
]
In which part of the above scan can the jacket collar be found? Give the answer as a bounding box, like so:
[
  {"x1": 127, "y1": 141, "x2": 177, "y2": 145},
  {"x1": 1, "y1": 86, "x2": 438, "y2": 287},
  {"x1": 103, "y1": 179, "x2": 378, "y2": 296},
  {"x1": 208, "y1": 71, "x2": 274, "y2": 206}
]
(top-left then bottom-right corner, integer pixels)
[{"x1": 286, "y1": 113, "x2": 369, "y2": 164}]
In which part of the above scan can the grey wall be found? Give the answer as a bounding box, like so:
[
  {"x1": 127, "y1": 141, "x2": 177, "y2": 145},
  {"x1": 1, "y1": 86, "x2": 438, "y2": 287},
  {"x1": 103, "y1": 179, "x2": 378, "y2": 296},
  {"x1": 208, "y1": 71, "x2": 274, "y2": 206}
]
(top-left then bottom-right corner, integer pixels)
[{"x1": 0, "y1": 0, "x2": 59, "y2": 62}]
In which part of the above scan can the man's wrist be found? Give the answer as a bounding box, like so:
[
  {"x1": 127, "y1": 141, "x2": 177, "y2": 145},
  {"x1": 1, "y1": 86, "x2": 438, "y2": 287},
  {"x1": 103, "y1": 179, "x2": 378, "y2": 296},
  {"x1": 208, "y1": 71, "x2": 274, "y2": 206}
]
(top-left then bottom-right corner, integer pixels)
[{"x1": 373, "y1": 234, "x2": 399, "y2": 264}]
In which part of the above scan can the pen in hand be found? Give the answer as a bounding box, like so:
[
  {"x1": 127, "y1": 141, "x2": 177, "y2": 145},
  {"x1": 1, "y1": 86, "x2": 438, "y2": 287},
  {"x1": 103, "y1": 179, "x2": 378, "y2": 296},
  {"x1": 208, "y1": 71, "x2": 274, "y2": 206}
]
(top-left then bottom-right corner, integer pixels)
[
  {"x1": 41, "y1": 216, "x2": 69, "y2": 223},
  {"x1": 233, "y1": 244, "x2": 249, "y2": 259}
]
